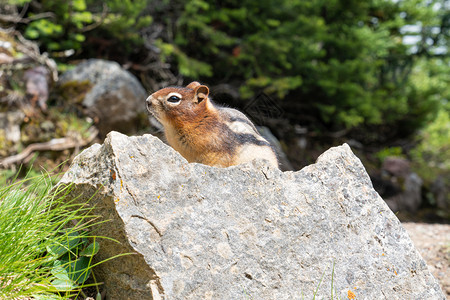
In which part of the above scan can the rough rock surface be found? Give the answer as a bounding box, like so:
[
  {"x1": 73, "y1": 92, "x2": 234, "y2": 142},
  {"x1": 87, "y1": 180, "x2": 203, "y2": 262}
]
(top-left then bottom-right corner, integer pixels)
[
  {"x1": 60, "y1": 131, "x2": 445, "y2": 300},
  {"x1": 59, "y1": 59, "x2": 147, "y2": 136}
]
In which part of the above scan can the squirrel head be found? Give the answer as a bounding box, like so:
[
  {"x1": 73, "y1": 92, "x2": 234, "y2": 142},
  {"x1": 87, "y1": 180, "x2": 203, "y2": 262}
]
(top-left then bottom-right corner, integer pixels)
[{"x1": 146, "y1": 82, "x2": 215, "y2": 127}]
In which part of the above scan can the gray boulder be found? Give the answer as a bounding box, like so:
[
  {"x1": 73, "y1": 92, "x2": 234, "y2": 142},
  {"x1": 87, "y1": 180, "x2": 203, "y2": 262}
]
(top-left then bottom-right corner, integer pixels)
[
  {"x1": 384, "y1": 172, "x2": 423, "y2": 213},
  {"x1": 379, "y1": 157, "x2": 423, "y2": 213},
  {"x1": 59, "y1": 59, "x2": 147, "y2": 136},
  {"x1": 60, "y1": 132, "x2": 444, "y2": 300}
]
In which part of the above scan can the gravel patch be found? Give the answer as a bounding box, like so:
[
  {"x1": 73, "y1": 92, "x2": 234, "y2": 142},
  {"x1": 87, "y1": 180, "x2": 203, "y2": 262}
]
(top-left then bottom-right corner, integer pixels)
[{"x1": 403, "y1": 222, "x2": 450, "y2": 297}]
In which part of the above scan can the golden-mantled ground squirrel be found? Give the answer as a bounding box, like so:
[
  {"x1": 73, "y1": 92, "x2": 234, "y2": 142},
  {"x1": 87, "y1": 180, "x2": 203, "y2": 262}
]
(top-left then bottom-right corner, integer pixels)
[{"x1": 146, "y1": 82, "x2": 279, "y2": 168}]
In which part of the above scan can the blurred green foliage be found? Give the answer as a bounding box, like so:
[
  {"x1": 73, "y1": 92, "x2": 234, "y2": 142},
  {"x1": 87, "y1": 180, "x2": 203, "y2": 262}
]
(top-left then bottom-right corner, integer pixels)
[
  {"x1": 21, "y1": 0, "x2": 93, "y2": 51},
  {"x1": 411, "y1": 106, "x2": 450, "y2": 182},
  {"x1": 5, "y1": 0, "x2": 31, "y2": 4},
  {"x1": 85, "y1": 0, "x2": 152, "y2": 50},
  {"x1": 375, "y1": 147, "x2": 405, "y2": 163},
  {"x1": 2, "y1": 0, "x2": 449, "y2": 142},
  {"x1": 8, "y1": 0, "x2": 151, "y2": 53},
  {"x1": 164, "y1": 0, "x2": 448, "y2": 139}
]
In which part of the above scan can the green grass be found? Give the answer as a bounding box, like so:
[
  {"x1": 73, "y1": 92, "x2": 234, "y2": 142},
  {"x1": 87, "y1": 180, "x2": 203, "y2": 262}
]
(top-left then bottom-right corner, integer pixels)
[
  {"x1": 0, "y1": 172, "x2": 103, "y2": 299},
  {"x1": 303, "y1": 261, "x2": 342, "y2": 300}
]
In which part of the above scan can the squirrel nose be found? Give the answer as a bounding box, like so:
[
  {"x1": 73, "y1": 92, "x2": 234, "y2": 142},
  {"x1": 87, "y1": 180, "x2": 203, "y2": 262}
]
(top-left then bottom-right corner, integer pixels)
[
  {"x1": 146, "y1": 95, "x2": 155, "y2": 105},
  {"x1": 146, "y1": 96, "x2": 154, "y2": 111}
]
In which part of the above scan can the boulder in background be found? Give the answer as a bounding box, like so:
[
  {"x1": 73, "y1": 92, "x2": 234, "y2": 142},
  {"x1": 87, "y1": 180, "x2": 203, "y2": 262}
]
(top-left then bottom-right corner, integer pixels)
[{"x1": 58, "y1": 59, "x2": 147, "y2": 136}]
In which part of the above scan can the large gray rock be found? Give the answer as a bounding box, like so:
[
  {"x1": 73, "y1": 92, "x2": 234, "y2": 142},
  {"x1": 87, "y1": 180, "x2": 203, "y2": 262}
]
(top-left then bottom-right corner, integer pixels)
[
  {"x1": 60, "y1": 132, "x2": 444, "y2": 300},
  {"x1": 59, "y1": 59, "x2": 147, "y2": 136}
]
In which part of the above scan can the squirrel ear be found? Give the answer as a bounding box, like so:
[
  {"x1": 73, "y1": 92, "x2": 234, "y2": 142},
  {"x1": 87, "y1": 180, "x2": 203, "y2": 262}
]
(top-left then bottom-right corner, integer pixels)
[
  {"x1": 186, "y1": 81, "x2": 201, "y2": 89},
  {"x1": 194, "y1": 85, "x2": 209, "y2": 103}
]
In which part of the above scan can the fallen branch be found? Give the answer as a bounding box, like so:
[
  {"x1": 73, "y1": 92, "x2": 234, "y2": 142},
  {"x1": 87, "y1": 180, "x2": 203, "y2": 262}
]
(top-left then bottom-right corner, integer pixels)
[
  {"x1": 13, "y1": 31, "x2": 59, "y2": 82},
  {"x1": 0, "y1": 127, "x2": 98, "y2": 167},
  {"x1": 0, "y1": 12, "x2": 55, "y2": 24},
  {"x1": 81, "y1": 3, "x2": 108, "y2": 32}
]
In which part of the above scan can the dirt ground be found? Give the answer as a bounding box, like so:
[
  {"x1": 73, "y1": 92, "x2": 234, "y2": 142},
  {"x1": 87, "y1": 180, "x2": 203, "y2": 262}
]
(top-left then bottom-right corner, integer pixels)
[{"x1": 402, "y1": 222, "x2": 450, "y2": 298}]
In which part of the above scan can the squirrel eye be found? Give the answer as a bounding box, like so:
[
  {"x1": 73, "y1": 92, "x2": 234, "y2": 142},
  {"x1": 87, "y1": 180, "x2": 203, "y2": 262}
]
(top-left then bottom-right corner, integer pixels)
[{"x1": 167, "y1": 95, "x2": 181, "y2": 103}]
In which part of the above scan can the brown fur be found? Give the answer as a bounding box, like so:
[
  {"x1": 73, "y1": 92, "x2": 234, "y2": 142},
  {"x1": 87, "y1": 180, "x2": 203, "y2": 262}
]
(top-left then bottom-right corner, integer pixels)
[{"x1": 146, "y1": 82, "x2": 278, "y2": 168}]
